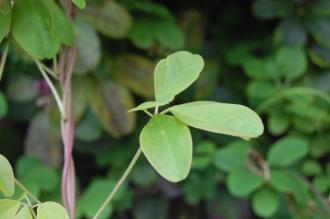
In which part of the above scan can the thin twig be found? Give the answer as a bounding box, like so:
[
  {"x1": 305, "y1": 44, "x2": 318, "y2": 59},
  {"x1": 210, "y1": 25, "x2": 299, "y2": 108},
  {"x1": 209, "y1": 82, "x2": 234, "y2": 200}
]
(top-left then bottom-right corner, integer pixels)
[
  {"x1": 24, "y1": 196, "x2": 37, "y2": 218},
  {"x1": 92, "y1": 148, "x2": 142, "y2": 219},
  {"x1": 295, "y1": 172, "x2": 330, "y2": 216},
  {"x1": 154, "y1": 106, "x2": 159, "y2": 114},
  {"x1": 143, "y1": 110, "x2": 153, "y2": 117},
  {"x1": 160, "y1": 108, "x2": 170, "y2": 115},
  {"x1": 0, "y1": 43, "x2": 9, "y2": 81},
  {"x1": 35, "y1": 60, "x2": 66, "y2": 119},
  {"x1": 38, "y1": 61, "x2": 58, "y2": 79},
  {"x1": 15, "y1": 178, "x2": 41, "y2": 204}
]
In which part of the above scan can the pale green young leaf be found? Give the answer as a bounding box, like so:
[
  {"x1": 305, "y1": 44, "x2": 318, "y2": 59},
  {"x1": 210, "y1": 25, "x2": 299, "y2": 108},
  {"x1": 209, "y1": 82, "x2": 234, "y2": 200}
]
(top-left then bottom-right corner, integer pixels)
[
  {"x1": 0, "y1": 154, "x2": 15, "y2": 197},
  {"x1": 73, "y1": 0, "x2": 86, "y2": 9},
  {"x1": 267, "y1": 136, "x2": 308, "y2": 167},
  {"x1": 0, "y1": 199, "x2": 20, "y2": 218},
  {"x1": 252, "y1": 188, "x2": 280, "y2": 217},
  {"x1": 0, "y1": 0, "x2": 11, "y2": 43},
  {"x1": 154, "y1": 51, "x2": 204, "y2": 102},
  {"x1": 12, "y1": 0, "x2": 59, "y2": 59},
  {"x1": 227, "y1": 168, "x2": 264, "y2": 197},
  {"x1": 36, "y1": 202, "x2": 69, "y2": 219},
  {"x1": 170, "y1": 101, "x2": 264, "y2": 139},
  {"x1": 15, "y1": 207, "x2": 33, "y2": 219},
  {"x1": 140, "y1": 115, "x2": 192, "y2": 182}
]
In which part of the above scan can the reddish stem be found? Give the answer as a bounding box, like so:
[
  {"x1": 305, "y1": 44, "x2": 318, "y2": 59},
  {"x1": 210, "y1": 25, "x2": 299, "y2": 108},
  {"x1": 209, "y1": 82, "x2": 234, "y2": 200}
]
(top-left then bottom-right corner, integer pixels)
[
  {"x1": 60, "y1": 45, "x2": 77, "y2": 219},
  {"x1": 60, "y1": 1, "x2": 77, "y2": 218}
]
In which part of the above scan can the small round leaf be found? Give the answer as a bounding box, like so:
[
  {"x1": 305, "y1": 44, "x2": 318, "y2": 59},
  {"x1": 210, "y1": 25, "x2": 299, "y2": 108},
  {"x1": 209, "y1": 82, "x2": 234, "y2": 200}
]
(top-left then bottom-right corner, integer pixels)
[
  {"x1": 252, "y1": 188, "x2": 280, "y2": 217},
  {"x1": 227, "y1": 168, "x2": 264, "y2": 198},
  {"x1": 0, "y1": 154, "x2": 15, "y2": 197},
  {"x1": 267, "y1": 136, "x2": 308, "y2": 167},
  {"x1": 140, "y1": 114, "x2": 192, "y2": 182},
  {"x1": 154, "y1": 51, "x2": 204, "y2": 102},
  {"x1": 37, "y1": 202, "x2": 69, "y2": 219}
]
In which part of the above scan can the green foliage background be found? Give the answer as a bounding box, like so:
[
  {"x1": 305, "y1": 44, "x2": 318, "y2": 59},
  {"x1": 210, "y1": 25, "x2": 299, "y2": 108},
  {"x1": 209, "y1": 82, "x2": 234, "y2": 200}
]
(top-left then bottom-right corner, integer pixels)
[{"x1": 1, "y1": 0, "x2": 330, "y2": 218}]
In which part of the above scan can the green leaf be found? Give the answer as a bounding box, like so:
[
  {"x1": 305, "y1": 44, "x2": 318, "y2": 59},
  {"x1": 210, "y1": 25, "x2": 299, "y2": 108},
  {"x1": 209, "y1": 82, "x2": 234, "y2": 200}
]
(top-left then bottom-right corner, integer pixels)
[
  {"x1": 309, "y1": 0, "x2": 330, "y2": 16},
  {"x1": 225, "y1": 41, "x2": 258, "y2": 66},
  {"x1": 6, "y1": 75, "x2": 38, "y2": 103},
  {"x1": 74, "y1": 17, "x2": 101, "y2": 74},
  {"x1": 111, "y1": 54, "x2": 155, "y2": 99},
  {"x1": 307, "y1": 18, "x2": 330, "y2": 49},
  {"x1": 22, "y1": 166, "x2": 58, "y2": 192},
  {"x1": 267, "y1": 136, "x2": 308, "y2": 167},
  {"x1": 12, "y1": 0, "x2": 59, "y2": 59},
  {"x1": 253, "y1": 0, "x2": 294, "y2": 19},
  {"x1": 0, "y1": 0, "x2": 11, "y2": 15},
  {"x1": 227, "y1": 168, "x2": 264, "y2": 198},
  {"x1": 75, "y1": 111, "x2": 102, "y2": 142},
  {"x1": 128, "y1": 19, "x2": 155, "y2": 49},
  {"x1": 252, "y1": 188, "x2": 280, "y2": 217},
  {"x1": 16, "y1": 156, "x2": 41, "y2": 179},
  {"x1": 275, "y1": 46, "x2": 307, "y2": 79},
  {"x1": 247, "y1": 81, "x2": 277, "y2": 106},
  {"x1": 88, "y1": 81, "x2": 136, "y2": 138},
  {"x1": 15, "y1": 207, "x2": 33, "y2": 219},
  {"x1": 301, "y1": 160, "x2": 322, "y2": 177},
  {"x1": 213, "y1": 140, "x2": 251, "y2": 172},
  {"x1": 170, "y1": 101, "x2": 264, "y2": 139},
  {"x1": 270, "y1": 169, "x2": 309, "y2": 204},
  {"x1": 0, "y1": 154, "x2": 15, "y2": 197},
  {"x1": 131, "y1": 164, "x2": 157, "y2": 187},
  {"x1": 154, "y1": 21, "x2": 185, "y2": 50},
  {"x1": 81, "y1": 179, "x2": 115, "y2": 219},
  {"x1": 36, "y1": 202, "x2": 69, "y2": 219},
  {"x1": 81, "y1": 1, "x2": 132, "y2": 39},
  {"x1": 313, "y1": 176, "x2": 330, "y2": 193},
  {"x1": 192, "y1": 141, "x2": 216, "y2": 170},
  {"x1": 24, "y1": 112, "x2": 61, "y2": 167},
  {"x1": 242, "y1": 57, "x2": 269, "y2": 79},
  {"x1": 73, "y1": 0, "x2": 86, "y2": 9},
  {"x1": 193, "y1": 60, "x2": 219, "y2": 100},
  {"x1": 48, "y1": 0, "x2": 74, "y2": 46},
  {"x1": 139, "y1": 114, "x2": 192, "y2": 182},
  {"x1": 0, "y1": 199, "x2": 20, "y2": 218},
  {"x1": 0, "y1": 0, "x2": 11, "y2": 43},
  {"x1": 274, "y1": 18, "x2": 306, "y2": 46},
  {"x1": 268, "y1": 112, "x2": 290, "y2": 135},
  {"x1": 309, "y1": 45, "x2": 330, "y2": 68},
  {"x1": 0, "y1": 91, "x2": 8, "y2": 118},
  {"x1": 72, "y1": 77, "x2": 88, "y2": 121},
  {"x1": 154, "y1": 51, "x2": 204, "y2": 102}
]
